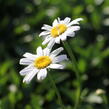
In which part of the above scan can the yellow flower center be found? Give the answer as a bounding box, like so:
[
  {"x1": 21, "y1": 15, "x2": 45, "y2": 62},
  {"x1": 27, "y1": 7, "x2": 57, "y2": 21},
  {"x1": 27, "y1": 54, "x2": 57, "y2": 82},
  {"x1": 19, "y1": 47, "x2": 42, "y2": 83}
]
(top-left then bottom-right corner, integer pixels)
[
  {"x1": 51, "y1": 24, "x2": 67, "y2": 37},
  {"x1": 34, "y1": 56, "x2": 52, "y2": 69}
]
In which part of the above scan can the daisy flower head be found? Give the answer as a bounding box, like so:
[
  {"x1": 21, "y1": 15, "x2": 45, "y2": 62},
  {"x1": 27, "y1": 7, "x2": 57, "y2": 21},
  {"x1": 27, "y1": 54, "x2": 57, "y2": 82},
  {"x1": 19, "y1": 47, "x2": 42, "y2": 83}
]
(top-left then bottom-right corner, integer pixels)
[
  {"x1": 19, "y1": 46, "x2": 68, "y2": 83},
  {"x1": 39, "y1": 17, "x2": 83, "y2": 45}
]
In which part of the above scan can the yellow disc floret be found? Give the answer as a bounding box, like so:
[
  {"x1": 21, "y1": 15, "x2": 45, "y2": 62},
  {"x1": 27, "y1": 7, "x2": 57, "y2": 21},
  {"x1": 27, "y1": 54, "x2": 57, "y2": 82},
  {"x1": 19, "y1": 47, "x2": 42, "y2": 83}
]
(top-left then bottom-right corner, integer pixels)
[
  {"x1": 51, "y1": 24, "x2": 67, "y2": 37},
  {"x1": 34, "y1": 56, "x2": 52, "y2": 69}
]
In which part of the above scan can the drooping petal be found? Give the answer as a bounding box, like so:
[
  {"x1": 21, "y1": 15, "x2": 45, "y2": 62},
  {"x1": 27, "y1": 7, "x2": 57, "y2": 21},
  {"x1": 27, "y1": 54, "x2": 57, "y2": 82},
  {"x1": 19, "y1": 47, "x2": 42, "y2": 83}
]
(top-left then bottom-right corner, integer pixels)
[
  {"x1": 19, "y1": 65, "x2": 34, "y2": 76},
  {"x1": 53, "y1": 55, "x2": 68, "y2": 63},
  {"x1": 48, "y1": 64, "x2": 64, "y2": 69},
  {"x1": 23, "y1": 69, "x2": 39, "y2": 83},
  {"x1": 68, "y1": 18, "x2": 83, "y2": 27},
  {"x1": 19, "y1": 58, "x2": 33, "y2": 65},
  {"x1": 37, "y1": 69, "x2": 47, "y2": 81},
  {"x1": 36, "y1": 46, "x2": 43, "y2": 56}
]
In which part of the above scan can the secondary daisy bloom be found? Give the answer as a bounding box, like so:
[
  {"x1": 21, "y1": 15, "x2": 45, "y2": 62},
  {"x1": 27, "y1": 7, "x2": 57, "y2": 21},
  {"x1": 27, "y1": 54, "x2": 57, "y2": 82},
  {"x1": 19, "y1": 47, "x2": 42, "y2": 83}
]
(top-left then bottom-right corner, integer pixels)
[
  {"x1": 39, "y1": 17, "x2": 83, "y2": 45},
  {"x1": 19, "y1": 46, "x2": 68, "y2": 83}
]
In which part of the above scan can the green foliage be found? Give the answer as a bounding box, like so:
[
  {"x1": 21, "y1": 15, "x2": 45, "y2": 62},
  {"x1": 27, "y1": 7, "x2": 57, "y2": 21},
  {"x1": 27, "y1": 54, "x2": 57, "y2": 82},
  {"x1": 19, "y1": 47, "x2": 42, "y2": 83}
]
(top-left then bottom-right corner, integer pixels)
[{"x1": 0, "y1": 0, "x2": 109, "y2": 109}]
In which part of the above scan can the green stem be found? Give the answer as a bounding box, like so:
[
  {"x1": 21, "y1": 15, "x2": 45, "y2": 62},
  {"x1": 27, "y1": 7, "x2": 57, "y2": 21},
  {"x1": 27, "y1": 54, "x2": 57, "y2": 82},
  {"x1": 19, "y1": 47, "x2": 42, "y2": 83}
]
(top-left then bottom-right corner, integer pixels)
[
  {"x1": 62, "y1": 41, "x2": 81, "y2": 109},
  {"x1": 48, "y1": 72, "x2": 65, "y2": 109},
  {"x1": 102, "y1": 94, "x2": 109, "y2": 109}
]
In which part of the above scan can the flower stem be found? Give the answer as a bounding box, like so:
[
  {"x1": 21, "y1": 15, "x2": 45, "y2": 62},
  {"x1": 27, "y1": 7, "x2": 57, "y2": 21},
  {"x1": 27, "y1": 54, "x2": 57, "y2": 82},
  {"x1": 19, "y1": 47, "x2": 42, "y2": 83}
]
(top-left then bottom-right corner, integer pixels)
[
  {"x1": 102, "y1": 93, "x2": 109, "y2": 109},
  {"x1": 48, "y1": 72, "x2": 65, "y2": 109},
  {"x1": 62, "y1": 41, "x2": 81, "y2": 109}
]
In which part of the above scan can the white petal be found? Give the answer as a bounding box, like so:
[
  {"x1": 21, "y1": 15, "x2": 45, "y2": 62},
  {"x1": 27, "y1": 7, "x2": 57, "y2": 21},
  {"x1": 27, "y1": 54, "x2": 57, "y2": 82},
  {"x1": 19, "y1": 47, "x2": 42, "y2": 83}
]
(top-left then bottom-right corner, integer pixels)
[
  {"x1": 60, "y1": 34, "x2": 67, "y2": 41},
  {"x1": 59, "y1": 20, "x2": 65, "y2": 24},
  {"x1": 37, "y1": 69, "x2": 47, "y2": 81},
  {"x1": 43, "y1": 24, "x2": 52, "y2": 29},
  {"x1": 50, "y1": 47, "x2": 64, "y2": 57},
  {"x1": 41, "y1": 24, "x2": 52, "y2": 31},
  {"x1": 43, "y1": 48, "x2": 50, "y2": 56},
  {"x1": 55, "y1": 37, "x2": 61, "y2": 44},
  {"x1": 53, "y1": 19, "x2": 58, "y2": 26},
  {"x1": 67, "y1": 32, "x2": 75, "y2": 37},
  {"x1": 71, "y1": 26, "x2": 80, "y2": 31},
  {"x1": 65, "y1": 29, "x2": 75, "y2": 37},
  {"x1": 48, "y1": 64, "x2": 64, "y2": 69},
  {"x1": 42, "y1": 37, "x2": 52, "y2": 45},
  {"x1": 64, "y1": 17, "x2": 71, "y2": 24},
  {"x1": 39, "y1": 31, "x2": 50, "y2": 37},
  {"x1": 19, "y1": 65, "x2": 34, "y2": 76},
  {"x1": 19, "y1": 58, "x2": 33, "y2": 65},
  {"x1": 65, "y1": 26, "x2": 80, "y2": 37},
  {"x1": 23, "y1": 52, "x2": 37, "y2": 60},
  {"x1": 36, "y1": 46, "x2": 43, "y2": 56},
  {"x1": 57, "y1": 17, "x2": 61, "y2": 23},
  {"x1": 53, "y1": 55, "x2": 68, "y2": 63},
  {"x1": 68, "y1": 18, "x2": 83, "y2": 26},
  {"x1": 23, "y1": 69, "x2": 39, "y2": 83},
  {"x1": 47, "y1": 39, "x2": 55, "y2": 50}
]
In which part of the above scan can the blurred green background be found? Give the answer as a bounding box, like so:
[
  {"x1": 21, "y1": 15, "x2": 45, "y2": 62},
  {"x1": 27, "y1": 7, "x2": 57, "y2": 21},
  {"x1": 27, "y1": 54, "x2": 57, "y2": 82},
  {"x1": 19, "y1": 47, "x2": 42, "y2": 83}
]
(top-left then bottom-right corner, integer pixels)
[{"x1": 0, "y1": 0, "x2": 109, "y2": 109}]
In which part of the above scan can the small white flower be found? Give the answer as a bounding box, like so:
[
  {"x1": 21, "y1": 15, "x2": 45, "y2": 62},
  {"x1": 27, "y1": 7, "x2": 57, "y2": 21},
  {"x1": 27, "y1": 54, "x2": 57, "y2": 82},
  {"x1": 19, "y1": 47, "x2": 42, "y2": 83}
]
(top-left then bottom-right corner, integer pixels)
[
  {"x1": 39, "y1": 17, "x2": 83, "y2": 45},
  {"x1": 19, "y1": 46, "x2": 68, "y2": 83}
]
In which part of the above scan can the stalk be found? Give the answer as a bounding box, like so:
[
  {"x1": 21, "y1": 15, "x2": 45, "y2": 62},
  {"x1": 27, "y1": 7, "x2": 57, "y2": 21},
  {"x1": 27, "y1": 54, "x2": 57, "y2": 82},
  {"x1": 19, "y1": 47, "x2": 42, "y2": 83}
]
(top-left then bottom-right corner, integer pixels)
[
  {"x1": 48, "y1": 72, "x2": 65, "y2": 109},
  {"x1": 62, "y1": 41, "x2": 81, "y2": 109}
]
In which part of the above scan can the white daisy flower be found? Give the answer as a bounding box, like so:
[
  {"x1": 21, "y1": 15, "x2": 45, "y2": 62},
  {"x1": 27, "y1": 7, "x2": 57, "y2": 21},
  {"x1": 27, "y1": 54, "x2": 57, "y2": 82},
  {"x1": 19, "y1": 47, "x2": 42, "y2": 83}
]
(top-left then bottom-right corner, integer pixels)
[
  {"x1": 39, "y1": 17, "x2": 83, "y2": 45},
  {"x1": 19, "y1": 46, "x2": 68, "y2": 83}
]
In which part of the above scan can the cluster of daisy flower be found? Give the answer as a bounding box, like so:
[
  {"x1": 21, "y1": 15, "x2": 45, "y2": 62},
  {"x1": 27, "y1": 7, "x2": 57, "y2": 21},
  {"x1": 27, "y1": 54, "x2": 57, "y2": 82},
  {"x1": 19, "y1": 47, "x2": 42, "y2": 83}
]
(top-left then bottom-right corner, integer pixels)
[{"x1": 19, "y1": 17, "x2": 83, "y2": 83}]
